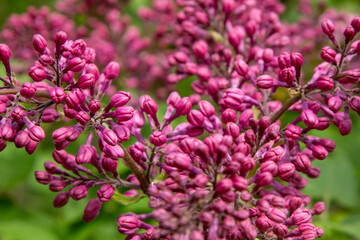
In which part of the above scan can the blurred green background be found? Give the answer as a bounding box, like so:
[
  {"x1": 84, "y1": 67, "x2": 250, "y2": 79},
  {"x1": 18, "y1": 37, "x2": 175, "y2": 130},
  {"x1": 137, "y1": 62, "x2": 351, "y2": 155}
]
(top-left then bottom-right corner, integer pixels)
[{"x1": 0, "y1": 0, "x2": 360, "y2": 239}]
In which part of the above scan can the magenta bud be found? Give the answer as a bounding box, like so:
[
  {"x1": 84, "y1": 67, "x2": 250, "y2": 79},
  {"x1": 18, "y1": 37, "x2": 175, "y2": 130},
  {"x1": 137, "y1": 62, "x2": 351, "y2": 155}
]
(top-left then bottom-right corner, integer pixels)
[
  {"x1": 0, "y1": 44, "x2": 11, "y2": 62},
  {"x1": 77, "y1": 73, "x2": 95, "y2": 89},
  {"x1": 278, "y1": 163, "x2": 295, "y2": 180},
  {"x1": 328, "y1": 96, "x2": 342, "y2": 112},
  {"x1": 312, "y1": 145, "x2": 328, "y2": 160},
  {"x1": 20, "y1": 82, "x2": 36, "y2": 98},
  {"x1": 224, "y1": 122, "x2": 240, "y2": 138},
  {"x1": 284, "y1": 124, "x2": 301, "y2": 140},
  {"x1": 89, "y1": 100, "x2": 101, "y2": 114},
  {"x1": 301, "y1": 109, "x2": 318, "y2": 127},
  {"x1": 279, "y1": 67, "x2": 295, "y2": 85},
  {"x1": 115, "y1": 106, "x2": 134, "y2": 122},
  {"x1": 101, "y1": 157, "x2": 118, "y2": 173},
  {"x1": 33, "y1": 34, "x2": 47, "y2": 53},
  {"x1": 97, "y1": 184, "x2": 114, "y2": 202},
  {"x1": 49, "y1": 87, "x2": 65, "y2": 103},
  {"x1": 35, "y1": 171, "x2": 51, "y2": 184},
  {"x1": 140, "y1": 95, "x2": 158, "y2": 115},
  {"x1": 103, "y1": 144, "x2": 124, "y2": 160},
  {"x1": 278, "y1": 52, "x2": 291, "y2": 69},
  {"x1": 70, "y1": 185, "x2": 88, "y2": 200},
  {"x1": 312, "y1": 202, "x2": 325, "y2": 215},
  {"x1": 75, "y1": 111, "x2": 90, "y2": 126},
  {"x1": 256, "y1": 75, "x2": 274, "y2": 89},
  {"x1": 350, "y1": 96, "x2": 360, "y2": 113},
  {"x1": 234, "y1": 58, "x2": 249, "y2": 76},
  {"x1": 29, "y1": 66, "x2": 47, "y2": 82},
  {"x1": 256, "y1": 172, "x2": 273, "y2": 186},
  {"x1": 273, "y1": 224, "x2": 288, "y2": 237},
  {"x1": 291, "y1": 209, "x2": 312, "y2": 225},
  {"x1": 49, "y1": 180, "x2": 65, "y2": 192},
  {"x1": 82, "y1": 198, "x2": 102, "y2": 222},
  {"x1": 76, "y1": 145, "x2": 94, "y2": 164},
  {"x1": 61, "y1": 71, "x2": 74, "y2": 84},
  {"x1": 344, "y1": 26, "x2": 355, "y2": 42},
  {"x1": 150, "y1": 131, "x2": 167, "y2": 146},
  {"x1": 245, "y1": 20, "x2": 257, "y2": 37},
  {"x1": 321, "y1": 46, "x2": 337, "y2": 63},
  {"x1": 111, "y1": 124, "x2": 130, "y2": 143},
  {"x1": 291, "y1": 52, "x2": 303, "y2": 71},
  {"x1": 321, "y1": 19, "x2": 335, "y2": 36},
  {"x1": 228, "y1": 26, "x2": 245, "y2": 47},
  {"x1": 167, "y1": 91, "x2": 181, "y2": 107},
  {"x1": 339, "y1": 119, "x2": 352, "y2": 136},
  {"x1": 187, "y1": 110, "x2": 205, "y2": 127},
  {"x1": 67, "y1": 57, "x2": 86, "y2": 72},
  {"x1": 71, "y1": 39, "x2": 87, "y2": 56},
  {"x1": 316, "y1": 76, "x2": 333, "y2": 91},
  {"x1": 255, "y1": 215, "x2": 274, "y2": 232},
  {"x1": 54, "y1": 31, "x2": 67, "y2": 47},
  {"x1": 39, "y1": 54, "x2": 55, "y2": 66},
  {"x1": 351, "y1": 17, "x2": 360, "y2": 32},
  {"x1": 53, "y1": 192, "x2": 69, "y2": 208},
  {"x1": 294, "y1": 153, "x2": 311, "y2": 172},
  {"x1": 215, "y1": 178, "x2": 233, "y2": 194},
  {"x1": 28, "y1": 125, "x2": 45, "y2": 142},
  {"x1": 14, "y1": 130, "x2": 30, "y2": 148},
  {"x1": 104, "y1": 61, "x2": 120, "y2": 80},
  {"x1": 260, "y1": 161, "x2": 278, "y2": 175},
  {"x1": 316, "y1": 117, "x2": 331, "y2": 130},
  {"x1": 221, "y1": 108, "x2": 237, "y2": 123},
  {"x1": 117, "y1": 216, "x2": 139, "y2": 235},
  {"x1": 266, "y1": 208, "x2": 286, "y2": 223},
  {"x1": 222, "y1": 0, "x2": 235, "y2": 14},
  {"x1": 192, "y1": 40, "x2": 208, "y2": 59},
  {"x1": 102, "y1": 129, "x2": 118, "y2": 146},
  {"x1": 175, "y1": 97, "x2": 192, "y2": 115},
  {"x1": 198, "y1": 100, "x2": 215, "y2": 118}
]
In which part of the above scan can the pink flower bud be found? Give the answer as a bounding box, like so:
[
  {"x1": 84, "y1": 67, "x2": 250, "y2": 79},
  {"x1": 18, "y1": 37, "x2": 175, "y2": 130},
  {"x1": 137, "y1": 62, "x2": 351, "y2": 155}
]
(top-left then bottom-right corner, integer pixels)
[
  {"x1": 294, "y1": 153, "x2": 311, "y2": 172},
  {"x1": 312, "y1": 202, "x2": 325, "y2": 215},
  {"x1": 75, "y1": 111, "x2": 90, "y2": 126},
  {"x1": 175, "y1": 97, "x2": 192, "y2": 115},
  {"x1": 77, "y1": 73, "x2": 95, "y2": 89},
  {"x1": 89, "y1": 100, "x2": 101, "y2": 114},
  {"x1": 221, "y1": 108, "x2": 237, "y2": 123},
  {"x1": 198, "y1": 100, "x2": 215, "y2": 118},
  {"x1": 279, "y1": 67, "x2": 295, "y2": 85},
  {"x1": 222, "y1": 0, "x2": 235, "y2": 14},
  {"x1": 327, "y1": 96, "x2": 342, "y2": 112},
  {"x1": 344, "y1": 26, "x2": 355, "y2": 42},
  {"x1": 273, "y1": 224, "x2": 288, "y2": 237},
  {"x1": 54, "y1": 31, "x2": 67, "y2": 47},
  {"x1": 35, "y1": 171, "x2": 51, "y2": 184},
  {"x1": 278, "y1": 52, "x2": 291, "y2": 69},
  {"x1": 67, "y1": 57, "x2": 86, "y2": 72},
  {"x1": 140, "y1": 95, "x2": 158, "y2": 115},
  {"x1": 82, "y1": 198, "x2": 102, "y2": 222},
  {"x1": 0, "y1": 43, "x2": 11, "y2": 63},
  {"x1": 117, "y1": 216, "x2": 139, "y2": 235},
  {"x1": 115, "y1": 106, "x2": 134, "y2": 122},
  {"x1": 321, "y1": 46, "x2": 337, "y2": 63},
  {"x1": 20, "y1": 82, "x2": 36, "y2": 98},
  {"x1": 291, "y1": 209, "x2": 312, "y2": 225},
  {"x1": 284, "y1": 124, "x2": 302, "y2": 140},
  {"x1": 104, "y1": 61, "x2": 120, "y2": 80},
  {"x1": 49, "y1": 87, "x2": 65, "y2": 103},
  {"x1": 256, "y1": 215, "x2": 274, "y2": 232},
  {"x1": 291, "y1": 52, "x2": 303, "y2": 71},
  {"x1": 351, "y1": 17, "x2": 360, "y2": 32},
  {"x1": 339, "y1": 119, "x2": 352, "y2": 136},
  {"x1": 71, "y1": 39, "x2": 87, "y2": 56},
  {"x1": 70, "y1": 185, "x2": 88, "y2": 200},
  {"x1": 234, "y1": 58, "x2": 249, "y2": 76},
  {"x1": 256, "y1": 75, "x2": 274, "y2": 89},
  {"x1": 266, "y1": 208, "x2": 286, "y2": 223},
  {"x1": 312, "y1": 145, "x2": 328, "y2": 160},
  {"x1": 215, "y1": 178, "x2": 233, "y2": 194},
  {"x1": 257, "y1": 172, "x2": 273, "y2": 186},
  {"x1": 28, "y1": 125, "x2": 45, "y2": 142},
  {"x1": 49, "y1": 180, "x2": 65, "y2": 192},
  {"x1": 29, "y1": 66, "x2": 47, "y2": 82},
  {"x1": 97, "y1": 184, "x2": 114, "y2": 202},
  {"x1": 321, "y1": 19, "x2": 335, "y2": 36},
  {"x1": 301, "y1": 109, "x2": 318, "y2": 127},
  {"x1": 278, "y1": 163, "x2": 295, "y2": 180},
  {"x1": 53, "y1": 192, "x2": 69, "y2": 208},
  {"x1": 316, "y1": 76, "x2": 333, "y2": 91},
  {"x1": 33, "y1": 34, "x2": 47, "y2": 53},
  {"x1": 150, "y1": 131, "x2": 167, "y2": 146},
  {"x1": 187, "y1": 110, "x2": 205, "y2": 127},
  {"x1": 192, "y1": 40, "x2": 208, "y2": 59},
  {"x1": 228, "y1": 26, "x2": 245, "y2": 47}
]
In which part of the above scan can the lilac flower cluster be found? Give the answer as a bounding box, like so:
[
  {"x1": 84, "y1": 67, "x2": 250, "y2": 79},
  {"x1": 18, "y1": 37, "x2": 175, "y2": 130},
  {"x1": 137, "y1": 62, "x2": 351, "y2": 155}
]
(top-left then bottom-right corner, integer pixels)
[{"x1": 0, "y1": 0, "x2": 360, "y2": 239}]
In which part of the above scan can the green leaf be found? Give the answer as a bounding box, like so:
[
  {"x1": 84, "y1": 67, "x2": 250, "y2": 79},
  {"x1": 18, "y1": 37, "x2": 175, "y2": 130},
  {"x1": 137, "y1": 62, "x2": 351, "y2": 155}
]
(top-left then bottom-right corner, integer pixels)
[
  {"x1": 303, "y1": 148, "x2": 359, "y2": 209},
  {"x1": 112, "y1": 191, "x2": 145, "y2": 205}
]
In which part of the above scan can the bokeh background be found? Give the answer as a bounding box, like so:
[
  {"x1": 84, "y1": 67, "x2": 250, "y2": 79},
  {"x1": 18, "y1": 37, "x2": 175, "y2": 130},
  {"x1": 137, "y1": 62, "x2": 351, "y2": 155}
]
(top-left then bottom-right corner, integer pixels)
[{"x1": 0, "y1": 0, "x2": 360, "y2": 239}]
